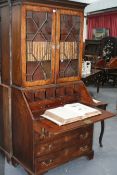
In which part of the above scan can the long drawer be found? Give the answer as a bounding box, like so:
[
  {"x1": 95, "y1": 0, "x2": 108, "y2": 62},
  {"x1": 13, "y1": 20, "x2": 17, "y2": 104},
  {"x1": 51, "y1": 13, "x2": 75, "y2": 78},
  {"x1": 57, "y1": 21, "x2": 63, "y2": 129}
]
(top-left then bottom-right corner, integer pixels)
[
  {"x1": 34, "y1": 124, "x2": 93, "y2": 157},
  {"x1": 35, "y1": 143, "x2": 93, "y2": 173}
]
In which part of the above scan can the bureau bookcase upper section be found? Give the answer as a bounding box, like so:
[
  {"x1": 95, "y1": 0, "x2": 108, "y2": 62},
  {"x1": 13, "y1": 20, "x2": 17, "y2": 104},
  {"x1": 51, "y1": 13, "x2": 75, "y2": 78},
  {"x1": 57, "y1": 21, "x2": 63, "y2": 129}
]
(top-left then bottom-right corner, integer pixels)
[{"x1": 0, "y1": 1, "x2": 87, "y2": 87}]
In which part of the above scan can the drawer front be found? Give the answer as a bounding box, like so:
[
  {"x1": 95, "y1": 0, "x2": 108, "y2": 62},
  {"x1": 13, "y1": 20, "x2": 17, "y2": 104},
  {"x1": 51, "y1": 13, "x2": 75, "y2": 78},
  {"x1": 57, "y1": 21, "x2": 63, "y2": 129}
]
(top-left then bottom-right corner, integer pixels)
[
  {"x1": 34, "y1": 124, "x2": 93, "y2": 144},
  {"x1": 35, "y1": 125, "x2": 93, "y2": 157},
  {"x1": 35, "y1": 143, "x2": 92, "y2": 173}
]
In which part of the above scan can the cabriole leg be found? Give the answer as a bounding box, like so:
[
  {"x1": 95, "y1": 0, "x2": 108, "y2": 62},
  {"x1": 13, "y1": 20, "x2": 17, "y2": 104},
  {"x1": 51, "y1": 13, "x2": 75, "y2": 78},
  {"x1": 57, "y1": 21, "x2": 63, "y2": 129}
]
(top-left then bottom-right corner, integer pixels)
[{"x1": 99, "y1": 120, "x2": 105, "y2": 147}]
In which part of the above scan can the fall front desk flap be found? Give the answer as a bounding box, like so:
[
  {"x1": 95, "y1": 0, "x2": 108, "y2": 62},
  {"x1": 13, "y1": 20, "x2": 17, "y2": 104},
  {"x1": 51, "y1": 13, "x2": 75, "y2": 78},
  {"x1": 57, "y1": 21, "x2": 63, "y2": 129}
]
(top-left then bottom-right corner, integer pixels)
[{"x1": 41, "y1": 103, "x2": 102, "y2": 126}]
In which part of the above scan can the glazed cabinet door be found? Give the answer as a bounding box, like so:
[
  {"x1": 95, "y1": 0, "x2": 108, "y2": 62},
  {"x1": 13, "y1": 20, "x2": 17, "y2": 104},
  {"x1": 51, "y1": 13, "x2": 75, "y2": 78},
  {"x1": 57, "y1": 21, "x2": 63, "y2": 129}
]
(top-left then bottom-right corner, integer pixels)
[
  {"x1": 19, "y1": 6, "x2": 84, "y2": 87},
  {"x1": 21, "y1": 5, "x2": 56, "y2": 87},
  {"x1": 55, "y1": 9, "x2": 84, "y2": 83}
]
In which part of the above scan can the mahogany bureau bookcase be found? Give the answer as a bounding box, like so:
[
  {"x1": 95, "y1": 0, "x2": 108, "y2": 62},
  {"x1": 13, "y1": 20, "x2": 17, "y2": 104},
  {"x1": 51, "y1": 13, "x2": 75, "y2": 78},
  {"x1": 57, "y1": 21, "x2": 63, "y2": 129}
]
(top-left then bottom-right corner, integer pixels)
[{"x1": 0, "y1": 1, "x2": 115, "y2": 175}]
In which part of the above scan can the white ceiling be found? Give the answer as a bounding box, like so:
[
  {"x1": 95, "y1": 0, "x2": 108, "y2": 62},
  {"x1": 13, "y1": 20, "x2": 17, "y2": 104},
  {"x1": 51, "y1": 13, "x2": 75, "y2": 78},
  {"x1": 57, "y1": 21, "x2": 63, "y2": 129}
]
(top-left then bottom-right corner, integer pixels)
[
  {"x1": 68, "y1": 0, "x2": 99, "y2": 3},
  {"x1": 85, "y1": 0, "x2": 117, "y2": 13}
]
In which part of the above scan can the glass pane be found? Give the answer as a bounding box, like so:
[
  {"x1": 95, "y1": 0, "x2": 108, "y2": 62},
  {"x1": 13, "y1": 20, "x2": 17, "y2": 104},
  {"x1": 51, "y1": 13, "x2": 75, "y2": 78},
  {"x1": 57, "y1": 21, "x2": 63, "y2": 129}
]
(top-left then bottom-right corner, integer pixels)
[
  {"x1": 59, "y1": 14, "x2": 80, "y2": 78},
  {"x1": 26, "y1": 11, "x2": 52, "y2": 81}
]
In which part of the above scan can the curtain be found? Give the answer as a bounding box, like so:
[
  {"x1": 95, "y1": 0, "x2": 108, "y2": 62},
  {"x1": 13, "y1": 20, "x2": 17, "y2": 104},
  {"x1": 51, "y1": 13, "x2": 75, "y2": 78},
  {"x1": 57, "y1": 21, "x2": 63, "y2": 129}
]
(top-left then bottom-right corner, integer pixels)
[{"x1": 87, "y1": 11, "x2": 117, "y2": 39}]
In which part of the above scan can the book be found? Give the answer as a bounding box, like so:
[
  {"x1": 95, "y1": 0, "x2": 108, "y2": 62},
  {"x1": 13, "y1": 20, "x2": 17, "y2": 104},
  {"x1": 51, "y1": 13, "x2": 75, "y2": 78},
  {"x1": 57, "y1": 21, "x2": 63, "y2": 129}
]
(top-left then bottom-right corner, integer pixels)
[{"x1": 41, "y1": 103, "x2": 102, "y2": 126}]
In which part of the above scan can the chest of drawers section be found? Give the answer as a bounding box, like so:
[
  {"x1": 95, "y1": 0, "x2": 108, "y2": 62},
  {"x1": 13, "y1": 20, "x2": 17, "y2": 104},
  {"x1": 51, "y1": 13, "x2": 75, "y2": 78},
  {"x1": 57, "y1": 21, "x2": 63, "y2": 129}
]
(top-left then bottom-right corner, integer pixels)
[{"x1": 34, "y1": 124, "x2": 94, "y2": 174}]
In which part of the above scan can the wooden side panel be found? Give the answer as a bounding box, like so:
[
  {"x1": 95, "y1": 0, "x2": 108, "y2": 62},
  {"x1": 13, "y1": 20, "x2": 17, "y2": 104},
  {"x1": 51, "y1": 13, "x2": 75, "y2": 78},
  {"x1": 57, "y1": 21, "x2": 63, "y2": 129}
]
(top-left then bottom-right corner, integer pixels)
[
  {"x1": 12, "y1": 87, "x2": 33, "y2": 171},
  {"x1": 12, "y1": 5, "x2": 22, "y2": 86},
  {"x1": 1, "y1": 6, "x2": 10, "y2": 85},
  {"x1": 0, "y1": 84, "x2": 11, "y2": 154},
  {"x1": 0, "y1": 85, "x2": 4, "y2": 149},
  {"x1": 0, "y1": 9, "x2": 1, "y2": 77}
]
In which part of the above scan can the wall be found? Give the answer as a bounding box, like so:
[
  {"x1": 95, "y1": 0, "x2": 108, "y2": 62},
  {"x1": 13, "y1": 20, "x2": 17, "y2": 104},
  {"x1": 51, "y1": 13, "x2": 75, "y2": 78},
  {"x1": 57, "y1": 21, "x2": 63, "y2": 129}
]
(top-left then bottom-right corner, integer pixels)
[{"x1": 87, "y1": 11, "x2": 117, "y2": 39}]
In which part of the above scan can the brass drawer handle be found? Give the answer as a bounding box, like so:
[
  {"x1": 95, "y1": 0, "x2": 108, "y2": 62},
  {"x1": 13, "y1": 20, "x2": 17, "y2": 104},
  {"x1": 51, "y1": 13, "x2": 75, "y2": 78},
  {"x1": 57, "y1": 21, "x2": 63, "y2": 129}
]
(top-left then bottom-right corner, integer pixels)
[
  {"x1": 41, "y1": 128, "x2": 46, "y2": 139},
  {"x1": 80, "y1": 145, "x2": 88, "y2": 152},
  {"x1": 37, "y1": 144, "x2": 53, "y2": 156},
  {"x1": 49, "y1": 144, "x2": 52, "y2": 151},
  {"x1": 80, "y1": 132, "x2": 89, "y2": 139},
  {"x1": 41, "y1": 159, "x2": 53, "y2": 166}
]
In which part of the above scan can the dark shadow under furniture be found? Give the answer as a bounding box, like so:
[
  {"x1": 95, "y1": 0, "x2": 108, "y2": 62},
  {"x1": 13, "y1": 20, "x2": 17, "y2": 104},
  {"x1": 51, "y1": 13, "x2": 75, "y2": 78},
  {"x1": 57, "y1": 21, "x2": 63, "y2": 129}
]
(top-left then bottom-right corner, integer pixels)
[{"x1": 108, "y1": 72, "x2": 117, "y2": 86}]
